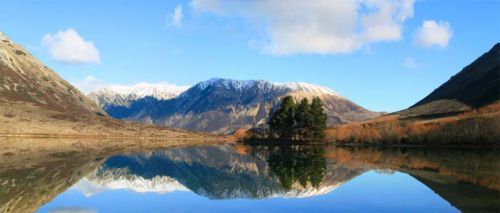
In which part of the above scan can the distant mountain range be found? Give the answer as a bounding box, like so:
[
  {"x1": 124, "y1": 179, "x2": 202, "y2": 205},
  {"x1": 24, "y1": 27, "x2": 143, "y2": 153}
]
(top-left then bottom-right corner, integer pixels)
[
  {"x1": 90, "y1": 78, "x2": 381, "y2": 133},
  {"x1": 89, "y1": 83, "x2": 189, "y2": 108}
]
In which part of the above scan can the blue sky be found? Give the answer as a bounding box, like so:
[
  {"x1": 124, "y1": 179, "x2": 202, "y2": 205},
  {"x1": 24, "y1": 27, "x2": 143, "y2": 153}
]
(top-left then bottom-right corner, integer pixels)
[{"x1": 0, "y1": 0, "x2": 498, "y2": 112}]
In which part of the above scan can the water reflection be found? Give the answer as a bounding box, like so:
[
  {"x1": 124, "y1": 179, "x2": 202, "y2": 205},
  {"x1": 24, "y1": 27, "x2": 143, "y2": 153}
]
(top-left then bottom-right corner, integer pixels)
[
  {"x1": 0, "y1": 141, "x2": 499, "y2": 212},
  {"x1": 81, "y1": 144, "x2": 347, "y2": 199},
  {"x1": 266, "y1": 145, "x2": 326, "y2": 190}
]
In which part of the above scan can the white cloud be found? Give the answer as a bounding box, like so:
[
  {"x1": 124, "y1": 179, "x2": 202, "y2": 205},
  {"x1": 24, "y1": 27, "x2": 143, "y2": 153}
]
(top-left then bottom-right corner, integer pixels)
[
  {"x1": 73, "y1": 75, "x2": 109, "y2": 94},
  {"x1": 170, "y1": 5, "x2": 183, "y2": 27},
  {"x1": 403, "y1": 57, "x2": 418, "y2": 68},
  {"x1": 414, "y1": 20, "x2": 452, "y2": 48},
  {"x1": 42, "y1": 28, "x2": 101, "y2": 64},
  {"x1": 190, "y1": 0, "x2": 415, "y2": 55}
]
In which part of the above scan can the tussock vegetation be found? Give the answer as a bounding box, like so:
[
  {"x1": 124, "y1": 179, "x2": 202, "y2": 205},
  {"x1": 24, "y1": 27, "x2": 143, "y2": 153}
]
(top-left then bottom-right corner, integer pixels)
[{"x1": 325, "y1": 103, "x2": 500, "y2": 145}]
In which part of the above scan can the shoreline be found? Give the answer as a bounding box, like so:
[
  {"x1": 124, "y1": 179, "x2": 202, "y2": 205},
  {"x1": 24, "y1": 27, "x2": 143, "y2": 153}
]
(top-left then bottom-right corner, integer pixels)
[
  {"x1": 241, "y1": 139, "x2": 499, "y2": 148},
  {"x1": 0, "y1": 133, "x2": 234, "y2": 140}
]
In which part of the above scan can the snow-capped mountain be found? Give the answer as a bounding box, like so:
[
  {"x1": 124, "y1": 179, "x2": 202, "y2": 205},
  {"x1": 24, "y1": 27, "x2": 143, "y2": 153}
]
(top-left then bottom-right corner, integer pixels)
[
  {"x1": 88, "y1": 82, "x2": 189, "y2": 107},
  {"x1": 190, "y1": 78, "x2": 342, "y2": 97},
  {"x1": 92, "y1": 78, "x2": 381, "y2": 133}
]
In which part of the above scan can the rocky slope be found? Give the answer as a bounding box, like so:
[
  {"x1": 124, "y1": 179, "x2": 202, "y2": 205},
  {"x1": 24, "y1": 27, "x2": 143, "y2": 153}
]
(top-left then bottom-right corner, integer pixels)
[
  {"x1": 399, "y1": 43, "x2": 499, "y2": 118},
  {"x1": 95, "y1": 78, "x2": 380, "y2": 133}
]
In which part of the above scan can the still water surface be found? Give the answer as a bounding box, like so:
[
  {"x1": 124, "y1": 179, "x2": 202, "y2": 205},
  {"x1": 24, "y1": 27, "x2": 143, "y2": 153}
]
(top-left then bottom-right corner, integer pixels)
[{"x1": 1, "y1": 142, "x2": 499, "y2": 212}]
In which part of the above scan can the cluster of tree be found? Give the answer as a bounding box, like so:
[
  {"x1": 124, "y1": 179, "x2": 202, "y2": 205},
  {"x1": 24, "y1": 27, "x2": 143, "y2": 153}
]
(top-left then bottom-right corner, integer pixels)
[
  {"x1": 267, "y1": 96, "x2": 327, "y2": 141},
  {"x1": 267, "y1": 145, "x2": 326, "y2": 190}
]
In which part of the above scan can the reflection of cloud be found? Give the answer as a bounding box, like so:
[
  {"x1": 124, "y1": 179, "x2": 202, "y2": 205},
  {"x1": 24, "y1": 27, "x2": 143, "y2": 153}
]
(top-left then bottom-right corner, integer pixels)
[
  {"x1": 70, "y1": 178, "x2": 108, "y2": 197},
  {"x1": 375, "y1": 169, "x2": 396, "y2": 175},
  {"x1": 48, "y1": 207, "x2": 96, "y2": 213}
]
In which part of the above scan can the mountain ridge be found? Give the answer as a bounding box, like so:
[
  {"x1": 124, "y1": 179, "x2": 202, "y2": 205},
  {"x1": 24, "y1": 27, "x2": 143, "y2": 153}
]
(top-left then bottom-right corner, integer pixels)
[
  {"x1": 92, "y1": 78, "x2": 381, "y2": 133},
  {"x1": 400, "y1": 43, "x2": 500, "y2": 118},
  {"x1": 89, "y1": 82, "x2": 189, "y2": 108},
  {"x1": 325, "y1": 43, "x2": 500, "y2": 144}
]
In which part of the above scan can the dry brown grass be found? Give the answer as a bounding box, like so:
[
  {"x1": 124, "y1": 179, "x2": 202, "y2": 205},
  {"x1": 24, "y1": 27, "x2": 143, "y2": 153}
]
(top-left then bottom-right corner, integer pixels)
[
  {"x1": 233, "y1": 128, "x2": 249, "y2": 140},
  {"x1": 325, "y1": 103, "x2": 500, "y2": 145},
  {"x1": 0, "y1": 100, "x2": 234, "y2": 141}
]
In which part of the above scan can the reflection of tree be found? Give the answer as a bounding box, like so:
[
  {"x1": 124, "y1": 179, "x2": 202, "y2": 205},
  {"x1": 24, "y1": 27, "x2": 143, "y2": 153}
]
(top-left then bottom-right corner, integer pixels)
[{"x1": 266, "y1": 145, "x2": 326, "y2": 190}]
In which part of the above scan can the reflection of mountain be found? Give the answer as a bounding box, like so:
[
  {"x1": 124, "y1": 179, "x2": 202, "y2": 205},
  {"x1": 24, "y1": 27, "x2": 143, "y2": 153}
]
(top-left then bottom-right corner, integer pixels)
[
  {"x1": 0, "y1": 138, "x2": 212, "y2": 213},
  {"x1": 412, "y1": 173, "x2": 500, "y2": 213},
  {"x1": 2, "y1": 143, "x2": 498, "y2": 212},
  {"x1": 80, "y1": 169, "x2": 189, "y2": 196},
  {"x1": 0, "y1": 154, "x2": 103, "y2": 213},
  {"x1": 324, "y1": 146, "x2": 500, "y2": 212},
  {"x1": 86, "y1": 144, "x2": 363, "y2": 199}
]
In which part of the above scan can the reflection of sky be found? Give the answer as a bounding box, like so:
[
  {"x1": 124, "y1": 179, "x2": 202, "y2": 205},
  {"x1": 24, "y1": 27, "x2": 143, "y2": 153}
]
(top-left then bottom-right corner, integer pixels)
[{"x1": 36, "y1": 171, "x2": 458, "y2": 213}]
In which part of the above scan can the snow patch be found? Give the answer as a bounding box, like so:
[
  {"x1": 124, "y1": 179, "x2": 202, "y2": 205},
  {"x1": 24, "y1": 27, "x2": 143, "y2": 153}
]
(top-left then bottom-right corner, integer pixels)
[
  {"x1": 196, "y1": 78, "x2": 260, "y2": 91},
  {"x1": 88, "y1": 82, "x2": 190, "y2": 107},
  {"x1": 194, "y1": 78, "x2": 343, "y2": 98}
]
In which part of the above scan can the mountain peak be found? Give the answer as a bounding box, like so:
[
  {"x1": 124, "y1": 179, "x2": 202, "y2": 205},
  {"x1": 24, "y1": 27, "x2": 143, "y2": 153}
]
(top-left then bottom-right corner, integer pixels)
[
  {"x1": 102, "y1": 82, "x2": 189, "y2": 97},
  {"x1": 193, "y1": 78, "x2": 343, "y2": 98},
  {"x1": 89, "y1": 83, "x2": 189, "y2": 107},
  {"x1": 276, "y1": 82, "x2": 343, "y2": 98},
  {"x1": 195, "y1": 78, "x2": 260, "y2": 91}
]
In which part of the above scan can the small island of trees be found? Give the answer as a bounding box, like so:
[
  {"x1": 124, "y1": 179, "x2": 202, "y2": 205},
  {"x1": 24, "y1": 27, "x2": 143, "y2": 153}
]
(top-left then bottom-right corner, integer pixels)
[{"x1": 266, "y1": 96, "x2": 327, "y2": 142}]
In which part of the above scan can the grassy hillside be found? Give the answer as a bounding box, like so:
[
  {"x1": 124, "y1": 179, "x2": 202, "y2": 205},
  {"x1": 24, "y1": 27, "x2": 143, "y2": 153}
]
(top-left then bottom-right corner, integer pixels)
[
  {"x1": 325, "y1": 44, "x2": 499, "y2": 146},
  {"x1": 324, "y1": 102, "x2": 499, "y2": 145}
]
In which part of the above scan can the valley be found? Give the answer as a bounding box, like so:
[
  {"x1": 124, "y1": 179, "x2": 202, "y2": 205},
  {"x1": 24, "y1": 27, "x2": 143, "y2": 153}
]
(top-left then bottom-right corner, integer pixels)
[
  {"x1": 1, "y1": 1, "x2": 499, "y2": 212},
  {"x1": 1, "y1": 31, "x2": 498, "y2": 145}
]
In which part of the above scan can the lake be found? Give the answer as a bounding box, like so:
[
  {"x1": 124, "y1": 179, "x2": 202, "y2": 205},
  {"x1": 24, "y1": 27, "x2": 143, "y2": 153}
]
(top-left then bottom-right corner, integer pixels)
[{"x1": 1, "y1": 140, "x2": 499, "y2": 212}]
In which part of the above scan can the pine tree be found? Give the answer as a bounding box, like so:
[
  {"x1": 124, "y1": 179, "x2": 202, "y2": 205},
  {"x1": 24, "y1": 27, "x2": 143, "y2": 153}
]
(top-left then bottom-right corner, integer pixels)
[
  {"x1": 310, "y1": 97, "x2": 327, "y2": 140},
  {"x1": 268, "y1": 96, "x2": 296, "y2": 140},
  {"x1": 295, "y1": 98, "x2": 313, "y2": 141}
]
